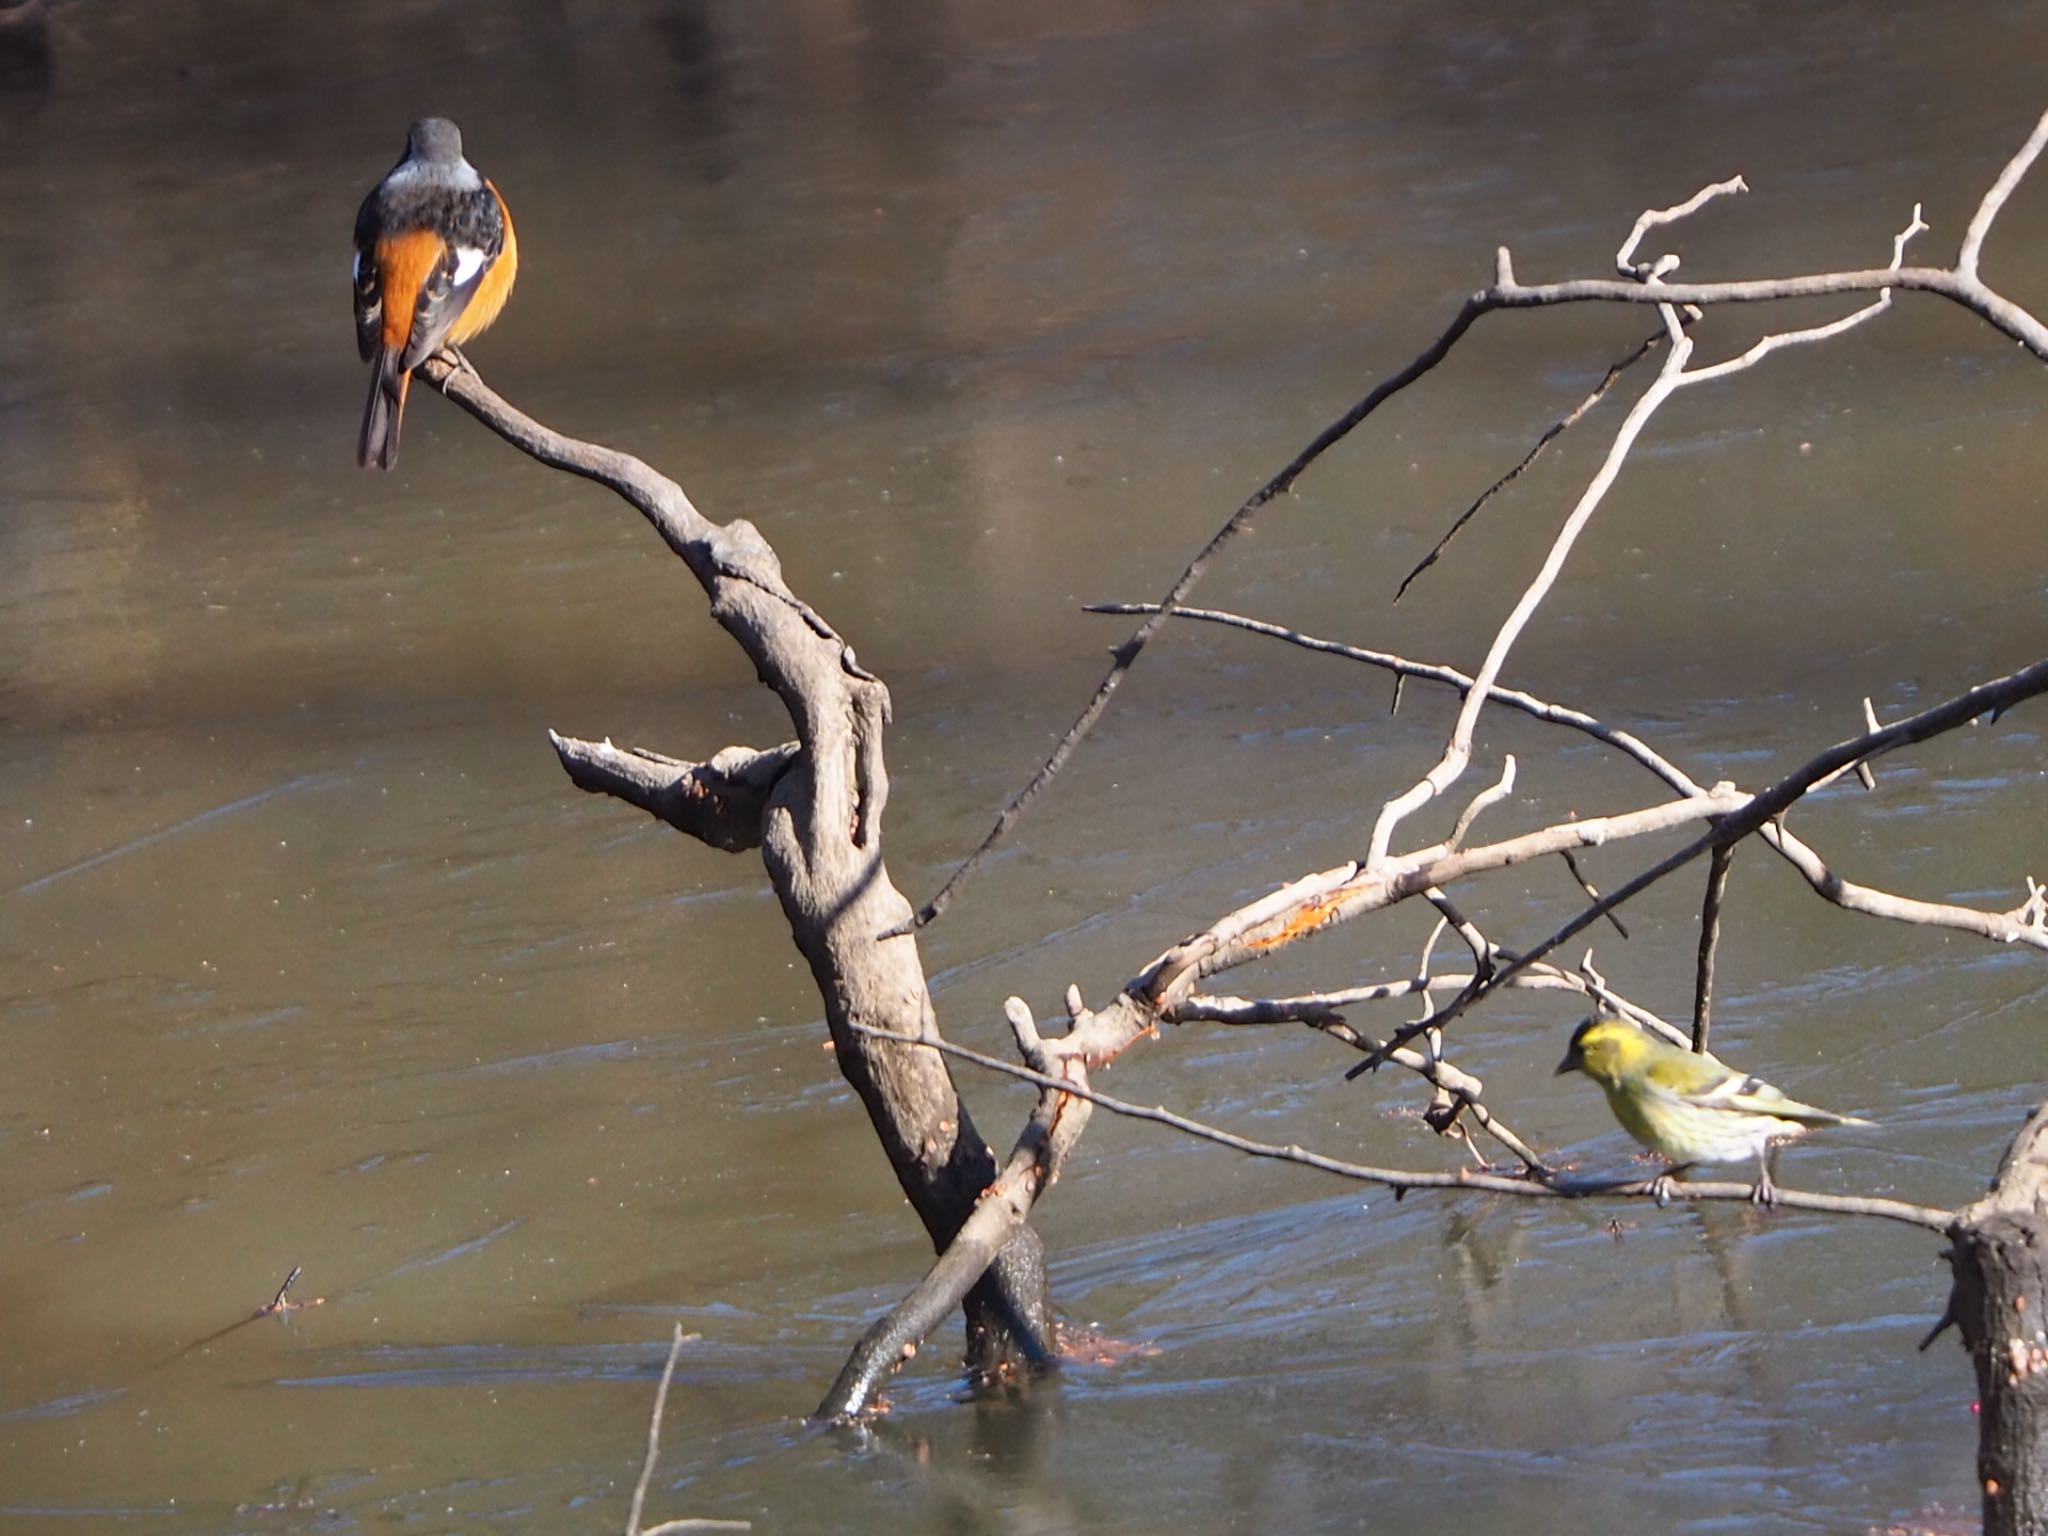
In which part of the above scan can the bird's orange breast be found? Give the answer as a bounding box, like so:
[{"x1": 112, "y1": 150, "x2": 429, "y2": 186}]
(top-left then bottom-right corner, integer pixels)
[{"x1": 449, "y1": 182, "x2": 518, "y2": 345}]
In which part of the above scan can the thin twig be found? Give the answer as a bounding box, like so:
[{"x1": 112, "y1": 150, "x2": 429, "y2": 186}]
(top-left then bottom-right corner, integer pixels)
[
  {"x1": 1459, "y1": 654, "x2": 2048, "y2": 1020},
  {"x1": 1559, "y1": 850, "x2": 1630, "y2": 939},
  {"x1": 1178, "y1": 963, "x2": 1635, "y2": 1024},
  {"x1": 1446, "y1": 757, "x2": 1516, "y2": 850},
  {"x1": 1099, "y1": 601, "x2": 2048, "y2": 953},
  {"x1": 631, "y1": 1325, "x2": 687, "y2": 1526},
  {"x1": 1365, "y1": 329, "x2": 1696, "y2": 867},
  {"x1": 629, "y1": 1325, "x2": 747, "y2": 1536},
  {"x1": 1693, "y1": 844, "x2": 1735, "y2": 1054},
  {"x1": 1343, "y1": 950, "x2": 1695, "y2": 1081},
  {"x1": 1424, "y1": 890, "x2": 1491, "y2": 974},
  {"x1": 856, "y1": 1025, "x2": 1950, "y2": 1231},
  {"x1": 902, "y1": 295, "x2": 1494, "y2": 933},
  {"x1": 1087, "y1": 601, "x2": 1699, "y2": 789},
  {"x1": 1394, "y1": 326, "x2": 1670, "y2": 602},
  {"x1": 1960, "y1": 115, "x2": 2048, "y2": 279},
  {"x1": 1615, "y1": 176, "x2": 1750, "y2": 272},
  {"x1": 1854, "y1": 697, "x2": 1881, "y2": 792},
  {"x1": 1228, "y1": 1003, "x2": 1551, "y2": 1172},
  {"x1": 1575, "y1": 961, "x2": 1691, "y2": 1048}
]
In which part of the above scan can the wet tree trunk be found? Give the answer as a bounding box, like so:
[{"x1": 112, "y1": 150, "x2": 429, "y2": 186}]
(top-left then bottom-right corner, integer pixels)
[
  {"x1": 758, "y1": 762, "x2": 1053, "y2": 1374},
  {"x1": 425, "y1": 360, "x2": 1052, "y2": 1377},
  {"x1": 1942, "y1": 1102, "x2": 2048, "y2": 1536}
]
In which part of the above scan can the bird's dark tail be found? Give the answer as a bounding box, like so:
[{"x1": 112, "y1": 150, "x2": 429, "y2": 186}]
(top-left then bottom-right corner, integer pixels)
[{"x1": 357, "y1": 347, "x2": 409, "y2": 470}]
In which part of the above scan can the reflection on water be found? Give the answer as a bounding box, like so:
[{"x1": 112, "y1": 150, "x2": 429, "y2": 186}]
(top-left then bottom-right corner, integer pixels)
[{"x1": 3, "y1": 0, "x2": 2044, "y2": 1530}]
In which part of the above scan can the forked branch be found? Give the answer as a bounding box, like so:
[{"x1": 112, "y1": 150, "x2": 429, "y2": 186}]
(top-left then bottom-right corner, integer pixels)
[{"x1": 915, "y1": 113, "x2": 2043, "y2": 926}]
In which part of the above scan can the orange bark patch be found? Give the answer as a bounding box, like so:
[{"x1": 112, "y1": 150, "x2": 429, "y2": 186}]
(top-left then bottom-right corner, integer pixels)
[{"x1": 1247, "y1": 889, "x2": 1350, "y2": 952}]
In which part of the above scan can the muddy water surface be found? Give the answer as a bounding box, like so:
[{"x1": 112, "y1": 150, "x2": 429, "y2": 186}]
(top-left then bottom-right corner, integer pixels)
[{"x1": 4, "y1": 3, "x2": 2048, "y2": 1531}]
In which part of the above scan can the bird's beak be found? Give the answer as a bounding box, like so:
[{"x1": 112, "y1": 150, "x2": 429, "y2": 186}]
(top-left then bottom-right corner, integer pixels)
[{"x1": 1553, "y1": 1051, "x2": 1578, "y2": 1077}]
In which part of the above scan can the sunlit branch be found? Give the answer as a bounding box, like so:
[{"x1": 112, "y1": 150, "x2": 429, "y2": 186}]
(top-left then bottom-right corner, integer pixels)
[
  {"x1": 819, "y1": 998, "x2": 1088, "y2": 1421},
  {"x1": 1366, "y1": 199, "x2": 1923, "y2": 870},
  {"x1": 1143, "y1": 787, "x2": 1748, "y2": 1014},
  {"x1": 1393, "y1": 325, "x2": 1671, "y2": 602},
  {"x1": 550, "y1": 733, "x2": 800, "y2": 853},
  {"x1": 915, "y1": 109, "x2": 2048, "y2": 941},
  {"x1": 1363, "y1": 329, "x2": 1695, "y2": 867},
  {"x1": 1098, "y1": 602, "x2": 2048, "y2": 954},
  {"x1": 865, "y1": 1025, "x2": 1951, "y2": 1232},
  {"x1": 1461, "y1": 655, "x2": 2048, "y2": 1018},
  {"x1": 1615, "y1": 175, "x2": 1750, "y2": 272}
]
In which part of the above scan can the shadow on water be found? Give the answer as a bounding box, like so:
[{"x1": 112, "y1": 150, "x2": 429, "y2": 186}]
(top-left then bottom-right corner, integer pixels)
[{"x1": 1, "y1": 0, "x2": 2041, "y2": 1530}]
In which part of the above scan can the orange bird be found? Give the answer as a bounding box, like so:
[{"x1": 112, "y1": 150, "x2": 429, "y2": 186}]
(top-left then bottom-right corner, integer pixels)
[{"x1": 352, "y1": 118, "x2": 518, "y2": 469}]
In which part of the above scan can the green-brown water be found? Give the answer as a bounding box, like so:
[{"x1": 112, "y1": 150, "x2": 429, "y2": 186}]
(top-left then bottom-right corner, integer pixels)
[{"x1": 4, "y1": 2, "x2": 2046, "y2": 1530}]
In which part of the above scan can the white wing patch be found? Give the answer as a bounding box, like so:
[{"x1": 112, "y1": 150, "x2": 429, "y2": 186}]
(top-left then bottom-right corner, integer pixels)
[
  {"x1": 450, "y1": 247, "x2": 488, "y2": 287},
  {"x1": 352, "y1": 250, "x2": 362, "y2": 283}
]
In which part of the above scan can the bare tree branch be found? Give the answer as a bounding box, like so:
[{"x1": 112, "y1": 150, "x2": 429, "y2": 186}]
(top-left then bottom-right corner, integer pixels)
[
  {"x1": 1364, "y1": 329, "x2": 1696, "y2": 866},
  {"x1": 1960, "y1": 111, "x2": 2048, "y2": 280},
  {"x1": 551, "y1": 734, "x2": 799, "y2": 852},
  {"x1": 1096, "y1": 602, "x2": 2048, "y2": 953},
  {"x1": 421, "y1": 356, "x2": 1058, "y2": 1380},
  {"x1": 627, "y1": 1324, "x2": 749, "y2": 1536},
  {"x1": 1853, "y1": 697, "x2": 1883, "y2": 792},
  {"x1": 1445, "y1": 757, "x2": 1516, "y2": 851},
  {"x1": 1464, "y1": 655, "x2": 2048, "y2": 1018},
  {"x1": 1393, "y1": 325, "x2": 1671, "y2": 602},
  {"x1": 908, "y1": 115, "x2": 2038, "y2": 934},
  {"x1": 1559, "y1": 849, "x2": 1630, "y2": 940},
  {"x1": 1142, "y1": 787, "x2": 1749, "y2": 1015},
  {"x1": 1693, "y1": 843, "x2": 1735, "y2": 1054},
  {"x1": 1278, "y1": 1005, "x2": 1552, "y2": 1174},
  {"x1": 1487, "y1": 262, "x2": 2048, "y2": 356},
  {"x1": 817, "y1": 999, "x2": 1093, "y2": 1421},
  {"x1": 1615, "y1": 175, "x2": 1751, "y2": 272},
  {"x1": 864, "y1": 1025, "x2": 1952, "y2": 1232}
]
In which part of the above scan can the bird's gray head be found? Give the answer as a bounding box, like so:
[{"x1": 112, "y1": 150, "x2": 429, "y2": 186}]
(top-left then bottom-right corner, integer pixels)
[{"x1": 405, "y1": 117, "x2": 465, "y2": 164}]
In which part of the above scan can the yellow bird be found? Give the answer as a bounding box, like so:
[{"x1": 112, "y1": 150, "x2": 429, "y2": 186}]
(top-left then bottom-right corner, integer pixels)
[{"x1": 1554, "y1": 1012, "x2": 1869, "y2": 1206}]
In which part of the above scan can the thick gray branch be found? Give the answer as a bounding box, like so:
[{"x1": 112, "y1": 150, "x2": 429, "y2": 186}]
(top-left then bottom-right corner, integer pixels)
[
  {"x1": 816, "y1": 1000, "x2": 1093, "y2": 1421},
  {"x1": 425, "y1": 358, "x2": 1053, "y2": 1381},
  {"x1": 1488, "y1": 265, "x2": 2048, "y2": 359},
  {"x1": 550, "y1": 734, "x2": 799, "y2": 852}
]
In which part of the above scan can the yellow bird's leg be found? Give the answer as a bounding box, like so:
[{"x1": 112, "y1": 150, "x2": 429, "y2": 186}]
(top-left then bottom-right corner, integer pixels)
[
  {"x1": 1749, "y1": 1146, "x2": 1781, "y2": 1207},
  {"x1": 1649, "y1": 1164, "x2": 1692, "y2": 1207}
]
